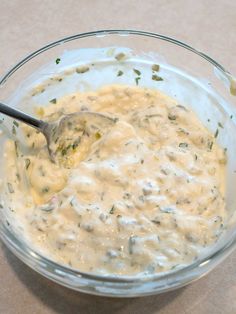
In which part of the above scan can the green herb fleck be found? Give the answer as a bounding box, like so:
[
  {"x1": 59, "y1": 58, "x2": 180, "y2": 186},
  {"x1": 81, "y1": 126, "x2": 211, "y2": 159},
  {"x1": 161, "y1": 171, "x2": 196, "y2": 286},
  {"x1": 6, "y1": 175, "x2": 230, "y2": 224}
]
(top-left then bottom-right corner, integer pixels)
[
  {"x1": 128, "y1": 236, "x2": 137, "y2": 254},
  {"x1": 152, "y1": 74, "x2": 163, "y2": 81},
  {"x1": 218, "y1": 122, "x2": 224, "y2": 128},
  {"x1": 42, "y1": 187, "x2": 49, "y2": 193},
  {"x1": 72, "y1": 138, "x2": 81, "y2": 150},
  {"x1": 12, "y1": 125, "x2": 16, "y2": 135},
  {"x1": 25, "y1": 158, "x2": 31, "y2": 170},
  {"x1": 179, "y1": 143, "x2": 188, "y2": 148},
  {"x1": 14, "y1": 141, "x2": 18, "y2": 157},
  {"x1": 208, "y1": 141, "x2": 213, "y2": 150},
  {"x1": 62, "y1": 147, "x2": 69, "y2": 156},
  {"x1": 117, "y1": 70, "x2": 124, "y2": 77},
  {"x1": 38, "y1": 166, "x2": 45, "y2": 177},
  {"x1": 13, "y1": 120, "x2": 19, "y2": 127},
  {"x1": 171, "y1": 264, "x2": 179, "y2": 270},
  {"x1": 135, "y1": 77, "x2": 141, "y2": 85},
  {"x1": 214, "y1": 128, "x2": 219, "y2": 138},
  {"x1": 7, "y1": 183, "x2": 14, "y2": 193},
  {"x1": 152, "y1": 64, "x2": 160, "y2": 72},
  {"x1": 133, "y1": 68, "x2": 141, "y2": 76},
  {"x1": 110, "y1": 205, "x2": 115, "y2": 214},
  {"x1": 207, "y1": 119, "x2": 211, "y2": 122},
  {"x1": 72, "y1": 137, "x2": 80, "y2": 150},
  {"x1": 50, "y1": 98, "x2": 57, "y2": 104},
  {"x1": 230, "y1": 115, "x2": 233, "y2": 119},
  {"x1": 55, "y1": 58, "x2": 61, "y2": 64}
]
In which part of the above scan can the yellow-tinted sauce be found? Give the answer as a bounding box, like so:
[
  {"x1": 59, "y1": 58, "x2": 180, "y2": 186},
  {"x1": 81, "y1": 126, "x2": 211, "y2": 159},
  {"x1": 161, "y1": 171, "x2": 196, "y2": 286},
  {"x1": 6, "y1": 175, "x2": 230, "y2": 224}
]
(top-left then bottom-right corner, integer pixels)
[{"x1": 3, "y1": 85, "x2": 226, "y2": 275}]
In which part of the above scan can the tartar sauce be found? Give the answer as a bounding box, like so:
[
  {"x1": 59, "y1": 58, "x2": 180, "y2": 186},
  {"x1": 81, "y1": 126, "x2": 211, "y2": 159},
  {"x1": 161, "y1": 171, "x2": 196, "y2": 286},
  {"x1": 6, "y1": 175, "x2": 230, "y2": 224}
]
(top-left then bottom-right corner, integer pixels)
[{"x1": 3, "y1": 85, "x2": 227, "y2": 276}]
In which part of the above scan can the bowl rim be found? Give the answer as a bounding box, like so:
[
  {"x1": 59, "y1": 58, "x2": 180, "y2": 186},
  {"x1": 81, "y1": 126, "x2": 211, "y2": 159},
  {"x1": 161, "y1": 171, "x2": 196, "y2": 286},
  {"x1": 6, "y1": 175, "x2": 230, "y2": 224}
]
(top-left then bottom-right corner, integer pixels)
[{"x1": 1, "y1": 29, "x2": 236, "y2": 286}]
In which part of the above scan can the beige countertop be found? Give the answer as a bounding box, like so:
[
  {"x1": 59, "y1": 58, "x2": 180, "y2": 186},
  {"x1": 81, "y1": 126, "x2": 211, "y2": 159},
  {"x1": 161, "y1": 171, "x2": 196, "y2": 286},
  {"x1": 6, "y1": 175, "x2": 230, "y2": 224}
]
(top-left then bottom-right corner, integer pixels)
[{"x1": 1, "y1": 0, "x2": 236, "y2": 313}]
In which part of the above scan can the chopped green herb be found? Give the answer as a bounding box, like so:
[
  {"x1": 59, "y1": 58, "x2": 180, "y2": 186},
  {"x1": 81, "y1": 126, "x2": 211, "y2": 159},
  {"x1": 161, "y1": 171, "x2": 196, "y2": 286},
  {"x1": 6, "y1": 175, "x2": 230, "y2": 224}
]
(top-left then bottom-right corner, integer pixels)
[
  {"x1": 179, "y1": 143, "x2": 188, "y2": 148},
  {"x1": 110, "y1": 205, "x2": 115, "y2": 214},
  {"x1": 140, "y1": 159, "x2": 144, "y2": 164},
  {"x1": 117, "y1": 70, "x2": 124, "y2": 77},
  {"x1": 76, "y1": 66, "x2": 90, "y2": 74},
  {"x1": 42, "y1": 187, "x2": 49, "y2": 193},
  {"x1": 25, "y1": 158, "x2": 31, "y2": 170},
  {"x1": 61, "y1": 148, "x2": 67, "y2": 156},
  {"x1": 13, "y1": 120, "x2": 19, "y2": 127},
  {"x1": 72, "y1": 138, "x2": 81, "y2": 150},
  {"x1": 208, "y1": 141, "x2": 214, "y2": 150},
  {"x1": 171, "y1": 264, "x2": 179, "y2": 270},
  {"x1": 133, "y1": 68, "x2": 141, "y2": 76},
  {"x1": 12, "y1": 125, "x2": 16, "y2": 135},
  {"x1": 61, "y1": 144, "x2": 73, "y2": 156},
  {"x1": 214, "y1": 128, "x2": 219, "y2": 138},
  {"x1": 50, "y1": 98, "x2": 57, "y2": 104},
  {"x1": 14, "y1": 141, "x2": 18, "y2": 157},
  {"x1": 218, "y1": 122, "x2": 224, "y2": 128},
  {"x1": 7, "y1": 183, "x2": 14, "y2": 193},
  {"x1": 95, "y1": 132, "x2": 101, "y2": 140},
  {"x1": 128, "y1": 236, "x2": 137, "y2": 254},
  {"x1": 55, "y1": 58, "x2": 61, "y2": 64},
  {"x1": 152, "y1": 74, "x2": 163, "y2": 81},
  {"x1": 230, "y1": 115, "x2": 233, "y2": 119},
  {"x1": 0, "y1": 203, "x2": 3, "y2": 209},
  {"x1": 115, "y1": 52, "x2": 126, "y2": 61},
  {"x1": 207, "y1": 119, "x2": 211, "y2": 122},
  {"x1": 135, "y1": 77, "x2": 141, "y2": 85},
  {"x1": 152, "y1": 64, "x2": 160, "y2": 72}
]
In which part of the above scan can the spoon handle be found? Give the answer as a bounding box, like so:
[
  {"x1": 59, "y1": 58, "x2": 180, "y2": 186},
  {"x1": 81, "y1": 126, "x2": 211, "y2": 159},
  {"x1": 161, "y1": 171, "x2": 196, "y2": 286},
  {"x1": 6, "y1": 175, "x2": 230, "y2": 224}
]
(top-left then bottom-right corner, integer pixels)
[{"x1": 0, "y1": 102, "x2": 46, "y2": 131}]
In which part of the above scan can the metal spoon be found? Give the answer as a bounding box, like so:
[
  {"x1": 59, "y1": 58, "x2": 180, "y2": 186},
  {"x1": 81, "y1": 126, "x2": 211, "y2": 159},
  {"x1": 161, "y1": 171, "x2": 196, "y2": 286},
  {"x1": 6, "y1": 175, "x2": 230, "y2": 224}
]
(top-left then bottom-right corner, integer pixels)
[{"x1": 0, "y1": 102, "x2": 116, "y2": 162}]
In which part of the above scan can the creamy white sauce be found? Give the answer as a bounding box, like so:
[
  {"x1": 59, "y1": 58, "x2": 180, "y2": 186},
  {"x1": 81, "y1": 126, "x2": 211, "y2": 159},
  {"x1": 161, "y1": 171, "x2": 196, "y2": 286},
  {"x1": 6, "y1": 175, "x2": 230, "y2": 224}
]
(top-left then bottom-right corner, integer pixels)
[{"x1": 3, "y1": 85, "x2": 227, "y2": 276}]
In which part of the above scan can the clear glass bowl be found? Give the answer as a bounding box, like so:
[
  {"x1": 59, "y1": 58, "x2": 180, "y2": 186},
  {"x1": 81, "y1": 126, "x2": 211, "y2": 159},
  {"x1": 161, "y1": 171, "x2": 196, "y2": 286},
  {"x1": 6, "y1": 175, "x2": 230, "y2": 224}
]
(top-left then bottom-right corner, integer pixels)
[{"x1": 0, "y1": 30, "x2": 236, "y2": 297}]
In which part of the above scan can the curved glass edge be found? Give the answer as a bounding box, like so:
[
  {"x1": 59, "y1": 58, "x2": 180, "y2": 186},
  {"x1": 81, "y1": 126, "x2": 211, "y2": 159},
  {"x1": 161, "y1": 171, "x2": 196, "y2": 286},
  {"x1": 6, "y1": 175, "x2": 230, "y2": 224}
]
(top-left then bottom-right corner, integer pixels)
[
  {"x1": 0, "y1": 29, "x2": 236, "y2": 290},
  {"x1": 0, "y1": 214, "x2": 236, "y2": 287},
  {"x1": 1, "y1": 221, "x2": 234, "y2": 297},
  {"x1": 0, "y1": 29, "x2": 234, "y2": 86}
]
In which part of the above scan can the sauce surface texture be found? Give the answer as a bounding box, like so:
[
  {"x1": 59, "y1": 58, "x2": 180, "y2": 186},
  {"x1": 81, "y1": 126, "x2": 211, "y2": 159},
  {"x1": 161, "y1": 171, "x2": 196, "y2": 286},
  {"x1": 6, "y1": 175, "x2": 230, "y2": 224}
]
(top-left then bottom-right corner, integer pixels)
[{"x1": 4, "y1": 85, "x2": 227, "y2": 276}]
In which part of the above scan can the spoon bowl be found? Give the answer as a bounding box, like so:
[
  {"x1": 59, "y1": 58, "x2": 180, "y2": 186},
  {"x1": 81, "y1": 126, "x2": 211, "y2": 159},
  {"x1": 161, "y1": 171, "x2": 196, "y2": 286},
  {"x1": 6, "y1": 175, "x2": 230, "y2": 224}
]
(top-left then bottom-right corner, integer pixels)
[{"x1": 0, "y1": 102, "x2": 116, "y2": 163}]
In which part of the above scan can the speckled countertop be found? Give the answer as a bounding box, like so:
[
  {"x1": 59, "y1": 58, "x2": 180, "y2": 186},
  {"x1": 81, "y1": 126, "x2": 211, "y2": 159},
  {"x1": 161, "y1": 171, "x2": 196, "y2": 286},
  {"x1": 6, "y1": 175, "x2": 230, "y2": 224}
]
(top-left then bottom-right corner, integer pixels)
[{"x1": 1, "y1": 1, "x2": 236, "y2": 313}]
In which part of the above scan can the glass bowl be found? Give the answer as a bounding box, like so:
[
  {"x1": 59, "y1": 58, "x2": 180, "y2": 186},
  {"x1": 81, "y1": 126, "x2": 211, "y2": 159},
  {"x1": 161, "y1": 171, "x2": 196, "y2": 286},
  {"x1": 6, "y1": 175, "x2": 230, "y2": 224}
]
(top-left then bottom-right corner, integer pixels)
[{"x1": 0, "y1": 30, "x2": 236, "y2": 297}]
